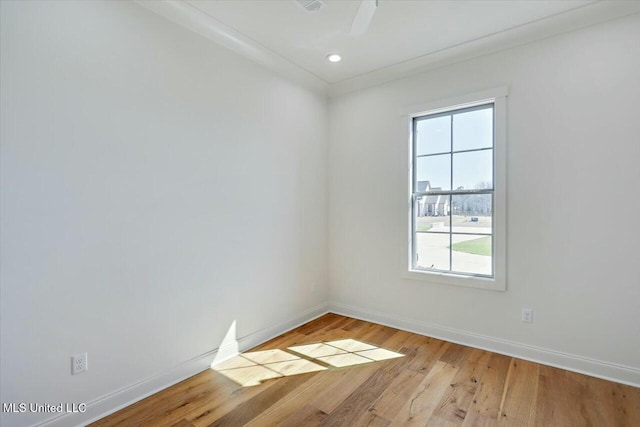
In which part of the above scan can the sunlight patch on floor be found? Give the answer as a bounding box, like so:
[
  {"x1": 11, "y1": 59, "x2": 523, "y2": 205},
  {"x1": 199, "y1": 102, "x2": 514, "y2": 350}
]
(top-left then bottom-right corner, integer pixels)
[
  {"x1": 326, "y1": 338, "x2": 377, "y2": 352},
  {"x1": 297, "y1": 339, "x2": 404, "y2": 368},
  {"x1": 212, "y1": 349, "x2": 326, "y2": 387},
  {"x1": 287, "y1": 342, "x2": 348, "y2": 358},
  {"x1": 356, "y1": 347, "x2": 406, "y2": 361},
  {"x1": 316, "y1": 352, "x2": 372, "y2": 367},
  {"x1": 212, "y1": 339, "x2": 404, "y2": 387},
  {"x1": 242, "y1": 349, "x2": 299, "y2": 364}
]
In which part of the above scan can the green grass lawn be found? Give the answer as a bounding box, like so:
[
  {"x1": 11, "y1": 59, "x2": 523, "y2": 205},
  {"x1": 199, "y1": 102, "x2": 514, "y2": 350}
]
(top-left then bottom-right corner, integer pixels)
[
  {"x1": 451, "y1": 236, "x2": 492, "y2": 256},
  {"x1": 415, "y1": 217, "x2": 434, "y2": 232}
]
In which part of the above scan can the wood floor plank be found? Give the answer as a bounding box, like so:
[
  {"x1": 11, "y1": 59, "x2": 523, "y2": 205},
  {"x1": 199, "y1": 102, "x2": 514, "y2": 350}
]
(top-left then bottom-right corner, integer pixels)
[
  {"x1": 535, "y1": 366, "x2": 640, "y2": 427},
  {"x1": 311, "y1": 363, "x2": 385, "y2": 415},
  {"x1": 183, "y1": 377, "x2": 279, "y2": 427},
  {"x1": 366, "y1": 366, "x2": 428, "y2": 420},
  {"x1": 309, "y1": 326, "x2": 414, "y2": 418},
  {"x1": 581, "y1": 376, "x2": 620, "y2": 427},
  {"x1": 425, "y1": 415, "x2": 462, "y2": 427},
  {"x1": 367, "y1": 339, "x2": 450, "y2": 421},
  {"x1": 439, "y1": 342, "x2": 472, "y2": 367},
  {"x1": 378, "y1": 329, "x2": 414, "y2": 351},
  {"x1": 278, "y1": 403, "x2": 328, "y2": 427},
  {"x1": 535, "y1": 365, "x2": 591, "y2": 426},
  {"x1": 205, "y1": 372, "x2": 317, "y2": 427},
  {"x1": 92, "y1": 314, "x2": 640, "y2": 427},
  {"x1": 143, "y1": 372, "x2": 240, "y2": 427},
  {"x1": 389, "y1": 361, "x2": 459, "y2": 426},
  {"x1": 460, "y1": 411, "x2": 498, "y2": 427},
  {"x1": 342, "y1": 318, "x2": 370, "y2": 332},
  {"x1": 318, "y1": 354, "x2": 414, "y2": 427},
  {"x1": 354, "y1": 411, "x2": 391, "y2": 427},
  {"x1": 433, "y1": 348, "x2": 493, "y2": 423},
  {"x1": 498, "y1": 358, "x2": 539, "y2": 426},
  {"x1": 91, "y1": 370, "x2": 237, "y2": 427},
  {"x1": 297, "y1": 313, "x2": 343, "y2": 335},
  {"x1": 467, "y1": 352, "x2": 511, "y2": 421},
  {"x1": 403, "y1": 337, "x2": 450, "y2": 374},
  {"x1": 612, "y1": 382, "x2": 640, "y2": 426},
  {"x1": 244, "y1": 366, "x2": 354, "y2": 426},
  {"x1": 365, "y1": 324, "x2": 401, "y2": 346}
]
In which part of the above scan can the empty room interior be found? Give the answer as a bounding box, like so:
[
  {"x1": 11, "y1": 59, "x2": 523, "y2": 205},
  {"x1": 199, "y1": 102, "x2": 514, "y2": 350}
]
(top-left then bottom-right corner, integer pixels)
[{"x1": 1, "y1": 0, "x2": 640, "y2": 426}]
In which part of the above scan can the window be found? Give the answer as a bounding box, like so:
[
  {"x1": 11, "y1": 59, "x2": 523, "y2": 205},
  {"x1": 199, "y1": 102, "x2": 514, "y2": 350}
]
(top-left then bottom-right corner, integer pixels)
[{"x1": 403, "y1": 88, "x2": 507, "y2": 291}]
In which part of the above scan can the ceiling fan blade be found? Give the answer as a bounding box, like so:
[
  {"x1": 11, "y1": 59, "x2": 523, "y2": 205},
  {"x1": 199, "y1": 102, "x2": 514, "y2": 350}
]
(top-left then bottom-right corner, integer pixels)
[{"x1": 349, "y1": 0, "x2": 378, "y2": 36}]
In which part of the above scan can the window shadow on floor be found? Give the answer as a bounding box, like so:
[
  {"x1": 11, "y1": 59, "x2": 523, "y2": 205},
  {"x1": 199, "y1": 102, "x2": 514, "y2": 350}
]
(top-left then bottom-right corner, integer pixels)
[{"x1": 211, "y1": 338, "x2": 404, "y2": 387}]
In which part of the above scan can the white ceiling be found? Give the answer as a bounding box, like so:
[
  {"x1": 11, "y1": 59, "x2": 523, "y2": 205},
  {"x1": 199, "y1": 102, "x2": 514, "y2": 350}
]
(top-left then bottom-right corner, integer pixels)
[
  {"x1": 187, "y1": 0, "x2": 592, "y2": 83},
  {"x1": 138, "y1": 0, "x2": 640, "y2": 95}
]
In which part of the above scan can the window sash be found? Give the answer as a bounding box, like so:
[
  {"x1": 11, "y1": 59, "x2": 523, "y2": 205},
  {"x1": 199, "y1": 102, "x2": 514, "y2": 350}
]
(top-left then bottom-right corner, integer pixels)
[
  {"x1": 411, "y1": 103, "x2": 495, "y2": 279},
  {"x1": 413, "y1": 189, "x2": 493, "y2": 196}
]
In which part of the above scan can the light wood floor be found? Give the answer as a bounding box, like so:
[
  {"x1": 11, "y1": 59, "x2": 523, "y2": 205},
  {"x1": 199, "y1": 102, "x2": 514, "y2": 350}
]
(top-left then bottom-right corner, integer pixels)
[{"x1": 92, "y1": 314, "x2": 640, "y2": 426}]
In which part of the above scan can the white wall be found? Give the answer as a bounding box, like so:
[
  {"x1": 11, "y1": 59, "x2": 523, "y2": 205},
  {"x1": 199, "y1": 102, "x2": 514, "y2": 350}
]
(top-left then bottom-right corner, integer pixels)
[
  {"x1": 0, "y1": 1, "x2": 327, "y2": 426},
  {"x1": 329, "y1": 14, "x2": 640, "y2": 380}
]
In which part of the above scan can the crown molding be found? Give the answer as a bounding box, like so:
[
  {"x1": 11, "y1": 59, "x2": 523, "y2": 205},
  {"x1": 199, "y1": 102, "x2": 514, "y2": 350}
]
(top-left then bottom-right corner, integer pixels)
[
  {"x1": 135, "y1": 1, "x2": 640, "y2": 99},
  {"x1": 328, "y1": 2, "x2": 640, "y2": 97},
  {"x1": 135, "y1": 0, "x2": 329, "y2": 96}
]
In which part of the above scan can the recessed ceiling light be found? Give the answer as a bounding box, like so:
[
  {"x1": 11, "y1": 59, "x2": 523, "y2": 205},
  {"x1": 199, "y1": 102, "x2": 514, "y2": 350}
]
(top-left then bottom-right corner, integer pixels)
[{"x1": 326, "y1": 54, "x2": 342, "y2": 63}]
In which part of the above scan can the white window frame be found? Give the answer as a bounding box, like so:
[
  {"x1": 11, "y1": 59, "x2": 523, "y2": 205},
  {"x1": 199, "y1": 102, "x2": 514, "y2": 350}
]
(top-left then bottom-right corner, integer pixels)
[{"x1": 400, "y1": 87, "x2": 507, "y2": 291}]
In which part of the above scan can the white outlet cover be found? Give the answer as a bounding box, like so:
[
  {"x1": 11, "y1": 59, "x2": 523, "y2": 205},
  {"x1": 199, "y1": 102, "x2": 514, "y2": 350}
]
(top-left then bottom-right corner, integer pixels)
[
  {"x1": 522, "y1": 308, "x2": 534, "y2": 323},
  {"x1": 72, "y1": 353, "x2": 88, "y2": 375}
]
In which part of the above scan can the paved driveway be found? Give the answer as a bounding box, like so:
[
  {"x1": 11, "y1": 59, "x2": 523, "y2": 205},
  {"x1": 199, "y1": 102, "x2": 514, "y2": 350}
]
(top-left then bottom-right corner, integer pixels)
[{"x1": 415, "y1": 232, "x2": 491, "y2": 275}]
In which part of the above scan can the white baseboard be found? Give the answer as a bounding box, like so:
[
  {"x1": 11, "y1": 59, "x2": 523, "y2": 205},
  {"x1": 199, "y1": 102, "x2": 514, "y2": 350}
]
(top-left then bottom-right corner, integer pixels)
[
  {"x1": 328, "y1": 301, "x2": 640, "y2": 387},
  {"x1": 34, "y1": 303, "x2": 330, "y2": 427}
]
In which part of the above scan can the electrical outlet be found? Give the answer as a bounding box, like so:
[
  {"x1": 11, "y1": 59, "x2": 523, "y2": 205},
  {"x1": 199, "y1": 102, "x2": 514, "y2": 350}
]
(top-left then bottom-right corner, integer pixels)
[
  {"x1": 72, "y1": 353, "x2": 88, "y2": 375},
  {"x1": 522, "y1": 308, "x2": 534, "y2": 323}
]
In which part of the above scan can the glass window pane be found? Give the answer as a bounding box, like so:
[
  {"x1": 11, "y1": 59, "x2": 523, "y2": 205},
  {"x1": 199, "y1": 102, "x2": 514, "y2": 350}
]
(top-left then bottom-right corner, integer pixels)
[
  {"x1": 416, "y1": 154, "x2": 450, "y2": 191},
  {"x1": 416, "y1": 115, "x2": 451, "y2": 155},
  {"x1": 451, "y1": 194, "x2": 492, "y2": 234},
  {"x1": 452, "y1": 150, "x2": 492, "y2": 191},
  {"x1": 453, "y1": 107, "x2": 493, "y2": 152},
  {"x1": 415, "y1": 195, "x2": 450, "y2": 231},
  {"x1": 451, "y1": 235, "x2": 492, "y2": 276},
  {"x1": 414, "y1": 233, "x2": 450, "y2": 271}
]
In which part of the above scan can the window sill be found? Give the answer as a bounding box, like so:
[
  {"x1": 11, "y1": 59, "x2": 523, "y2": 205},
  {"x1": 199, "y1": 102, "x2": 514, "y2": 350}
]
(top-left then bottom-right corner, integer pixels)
[{"x1": 402, "y1": 268, "x2": 506, "y2": 291}]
